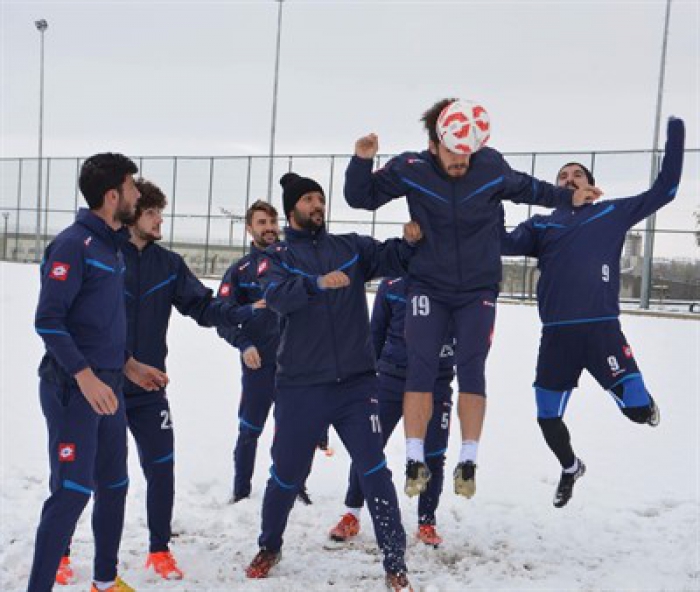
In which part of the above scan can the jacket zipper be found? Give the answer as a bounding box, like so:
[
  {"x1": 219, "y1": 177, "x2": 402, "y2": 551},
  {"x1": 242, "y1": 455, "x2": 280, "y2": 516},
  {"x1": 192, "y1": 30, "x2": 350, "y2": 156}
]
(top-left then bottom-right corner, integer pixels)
[
  {"x1": 451, "y1": 182, "x2": 464, "y2": 286},
  {"x1": 313, "y1": 238, "x2": 343, "y2": 382}
]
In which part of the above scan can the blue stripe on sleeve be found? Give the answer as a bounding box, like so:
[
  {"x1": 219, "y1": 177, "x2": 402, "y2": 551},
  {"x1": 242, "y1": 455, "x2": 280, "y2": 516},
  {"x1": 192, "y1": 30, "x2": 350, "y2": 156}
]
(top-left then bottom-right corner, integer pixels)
[
  {"x1": 36, "y1": 327, "x2": 71, "y2": 336},
  {"x1": 85, "y1": 258, "x2": 115, "y2": 273}
]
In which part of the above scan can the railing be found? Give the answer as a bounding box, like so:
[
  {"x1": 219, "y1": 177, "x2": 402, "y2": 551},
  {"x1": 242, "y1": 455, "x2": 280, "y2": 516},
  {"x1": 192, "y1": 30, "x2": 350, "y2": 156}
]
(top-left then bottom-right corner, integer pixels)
[{"x1": 1, "y1": 150, "x2": 698, "y2": 306}]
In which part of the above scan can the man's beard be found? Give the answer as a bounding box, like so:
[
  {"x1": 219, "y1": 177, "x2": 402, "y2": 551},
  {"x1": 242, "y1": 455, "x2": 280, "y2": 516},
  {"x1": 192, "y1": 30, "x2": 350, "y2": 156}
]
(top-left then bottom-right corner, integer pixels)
[
  {"x1": 438, "y1": 156, "x2": 468, "y2": 178},
  {"x1": 292, "y1": 208, "x2": 324, "y2": 232},
  {"x1": 115, "y1": 195, "x2": 136, "y2": 225},
  {"x1": 254, "y1": 230, "x2": 279, "y2": 249}
]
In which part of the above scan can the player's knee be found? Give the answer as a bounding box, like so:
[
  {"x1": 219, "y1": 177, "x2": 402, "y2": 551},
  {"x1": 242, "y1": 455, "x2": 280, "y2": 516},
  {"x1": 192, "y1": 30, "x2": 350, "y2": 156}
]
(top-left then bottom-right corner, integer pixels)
[
  {"x1": 238, "y1": 429, "x2": 262, "y2": 445},
  {"x1": 610, "y1": 375, "x2": 650, "y2": 408},
  {"x1": 146, "y1": 457, "x2": 174, "y2": 480},
  {"x1": 456, "y1": 364, "x2": 486, "y2": 395},
  {"x1": 622, "y1": 405, "x2": 653, "y2": 424},
  {"x1": 96, "y1": 476, "x2": 129, "y2": 497},
  {"x1": 535, "y1": 386, "x2": 571, "y2": 419},
  {"x1": 238, "y1": 418, "x2": 264, "y2": 442}
]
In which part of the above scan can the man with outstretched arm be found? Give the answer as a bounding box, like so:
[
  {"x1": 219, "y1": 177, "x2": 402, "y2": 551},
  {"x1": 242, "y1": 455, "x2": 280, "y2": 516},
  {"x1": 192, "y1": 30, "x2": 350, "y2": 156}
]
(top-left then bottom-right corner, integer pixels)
[{"x1": 501, "y1": 117, "x2": 685, "y2": 507}]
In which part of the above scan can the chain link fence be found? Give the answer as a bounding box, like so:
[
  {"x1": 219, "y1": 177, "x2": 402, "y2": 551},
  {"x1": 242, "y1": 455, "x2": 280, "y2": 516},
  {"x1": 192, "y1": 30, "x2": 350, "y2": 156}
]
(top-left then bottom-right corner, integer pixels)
[{"x1": 1, "y1": 150, "x2": 698, "y2": 309}]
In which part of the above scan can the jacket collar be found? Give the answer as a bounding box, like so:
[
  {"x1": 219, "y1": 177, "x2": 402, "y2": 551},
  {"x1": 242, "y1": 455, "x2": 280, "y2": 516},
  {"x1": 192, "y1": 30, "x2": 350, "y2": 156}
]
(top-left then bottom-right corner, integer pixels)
[
  {"x1": 249, "y1": 242, "x2": 270, "y2": 255},
  {"x1": 75, "y1": 208, "x2": 130, "y2": 250},
  {"x1": 283, "y1": 225, "x2": 327, "y2": 242}
]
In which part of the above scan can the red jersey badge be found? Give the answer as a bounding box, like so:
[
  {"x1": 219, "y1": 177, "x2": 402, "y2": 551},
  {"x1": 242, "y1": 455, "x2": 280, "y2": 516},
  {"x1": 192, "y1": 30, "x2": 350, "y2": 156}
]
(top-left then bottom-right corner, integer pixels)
[
  {"x1": 58, "y1": 443, "x2": 76, "y2": 462},
  {"x1": 49, "y1": 262, "x2": 71, "y2": 281}
]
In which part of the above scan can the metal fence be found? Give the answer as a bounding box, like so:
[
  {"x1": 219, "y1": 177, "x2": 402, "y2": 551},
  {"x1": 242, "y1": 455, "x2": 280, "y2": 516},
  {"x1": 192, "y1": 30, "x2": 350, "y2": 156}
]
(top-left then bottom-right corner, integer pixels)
[{"x1": 1, "y1": 150, "x2": 698, "y2": 306}]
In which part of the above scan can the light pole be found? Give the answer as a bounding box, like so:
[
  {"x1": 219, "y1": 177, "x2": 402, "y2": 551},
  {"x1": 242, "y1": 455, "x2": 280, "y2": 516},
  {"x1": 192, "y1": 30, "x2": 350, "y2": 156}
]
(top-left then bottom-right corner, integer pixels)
[
  {"x1": 34, "y1": 19, "x2": 48, "y2": 262},
  {"x1": 266, "y1": 0, "x2": 284, "y2": 201},
  {"x1": 640, "y1": 0, "x2": 672, "y2": 309}
]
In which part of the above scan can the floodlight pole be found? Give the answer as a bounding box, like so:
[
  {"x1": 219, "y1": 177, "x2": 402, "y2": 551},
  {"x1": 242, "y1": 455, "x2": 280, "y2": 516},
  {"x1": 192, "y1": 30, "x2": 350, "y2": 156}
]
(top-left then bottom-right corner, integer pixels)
[
  {"x1": 34, "y1": 19, "x2": 48, "y2": 261},
  {"x1": 640, "y1": 0, "x2": 672, "y2": 309},
  {"x1": 266, "y1": 0, "x2": 284, "y2": 202}
]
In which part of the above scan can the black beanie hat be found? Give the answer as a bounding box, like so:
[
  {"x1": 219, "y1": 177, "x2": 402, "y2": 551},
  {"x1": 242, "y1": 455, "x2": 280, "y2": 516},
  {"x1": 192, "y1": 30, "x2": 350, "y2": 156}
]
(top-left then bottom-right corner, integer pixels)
[
  {"x1": 280, "y1": 172, "x2": 324, "y2": 218},
  {"x1": 556, "y1": 162, "x2": 596, "y2": 186}
]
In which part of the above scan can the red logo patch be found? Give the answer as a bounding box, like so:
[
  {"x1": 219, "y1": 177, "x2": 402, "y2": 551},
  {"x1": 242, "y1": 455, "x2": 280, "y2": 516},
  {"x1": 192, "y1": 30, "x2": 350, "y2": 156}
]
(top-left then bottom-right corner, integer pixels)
[
  {"x1": 623, "y1": 345, "x2": 634, "y2": 359},
  {"x1": 58, "y1": 443, "x2": 75, "y2": 462},
  {"x1": 219, "y1": 283, "x2": 231, "y2": 297},
  {"x1": 49, "y1": 262, "x2": 70, "y2": 281},
  {"x1": 257, "y1": 259, "x2": 269, "y2": 276}
]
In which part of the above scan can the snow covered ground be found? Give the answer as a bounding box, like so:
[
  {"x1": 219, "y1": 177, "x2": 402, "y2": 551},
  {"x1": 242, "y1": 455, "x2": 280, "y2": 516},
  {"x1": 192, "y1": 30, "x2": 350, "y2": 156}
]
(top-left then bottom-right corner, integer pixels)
[{"x1": 1, "y1": 260, "x2": 698, "y2": 591}]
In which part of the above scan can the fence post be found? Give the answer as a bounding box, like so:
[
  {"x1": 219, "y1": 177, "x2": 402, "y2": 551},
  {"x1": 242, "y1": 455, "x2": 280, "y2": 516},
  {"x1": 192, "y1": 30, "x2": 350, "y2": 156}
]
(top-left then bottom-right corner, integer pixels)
[
  {"x1": 327, "y1": 156, "x2": 335, "y2": 231},
  {"x1": 242, "y1": 156, "x2": 252, "y2": 256},
  {"x1": 42, "y1": 157, "x2": 51, "y2": 251},
  {"x1": 169, "y1": 157, "x2": 178, "y2": 250},
  {"x1": 14, "y1": 159, "x2": 23, "y2": 259},
  {"x1": 204, "y1": 157, "x2": 215, "y2": 275}
]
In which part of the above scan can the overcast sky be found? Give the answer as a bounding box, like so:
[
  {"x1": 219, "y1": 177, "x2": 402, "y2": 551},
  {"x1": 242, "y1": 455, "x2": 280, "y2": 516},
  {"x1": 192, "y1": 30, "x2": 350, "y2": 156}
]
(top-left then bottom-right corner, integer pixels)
[
  {"x1": 0, "y1": 0, "x2": 698, "y2": 259},
  {"x1": 1, "y1": 0, "x2": 698, "y2": 158}
]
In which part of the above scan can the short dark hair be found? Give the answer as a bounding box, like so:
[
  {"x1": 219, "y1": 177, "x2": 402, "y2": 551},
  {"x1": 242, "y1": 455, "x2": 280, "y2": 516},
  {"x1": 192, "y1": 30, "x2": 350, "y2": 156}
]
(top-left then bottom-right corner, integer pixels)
[
  {"x1": 246, "y1": 200, "x2": 278, "y2": 226},
  {"x1": 421, "y1": 98, "x2": 457, "y2": 145},
  {"x1": 557, "y1": 162, "x2": 596, "y2": 186},
  {"x1": 134, "y1": 178, "x2": 167, "y2": 221},
  {"x1": 78, "y1": 153, "x2": 138, "y2": 209}
]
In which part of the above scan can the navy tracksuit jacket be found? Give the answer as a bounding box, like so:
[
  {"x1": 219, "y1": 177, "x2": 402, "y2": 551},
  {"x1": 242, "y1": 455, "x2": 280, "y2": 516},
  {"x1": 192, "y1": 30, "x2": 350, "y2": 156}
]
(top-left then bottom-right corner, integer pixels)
[
  {"x1": 502, "y1": 118, "x2": 685, "y2": 327},
  {"x1": 344, "y1": 147, "x2": 574, "y2": 292},
  {"x1": 255, "y1": 225, "x2": 413, "y2": 574},
  {"x1": 30, "y1": 209, "x2": 131, "y2": 591},
  {"x1": 217, "y1": 244, "x2": 281, "y2": 499}
]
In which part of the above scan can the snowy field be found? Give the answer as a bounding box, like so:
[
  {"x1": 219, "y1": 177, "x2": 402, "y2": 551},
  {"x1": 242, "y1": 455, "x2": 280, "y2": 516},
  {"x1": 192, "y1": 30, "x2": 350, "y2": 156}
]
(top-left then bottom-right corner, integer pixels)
[{"x1": 1, "y1": 260, "x2": 698, "y2": 591}]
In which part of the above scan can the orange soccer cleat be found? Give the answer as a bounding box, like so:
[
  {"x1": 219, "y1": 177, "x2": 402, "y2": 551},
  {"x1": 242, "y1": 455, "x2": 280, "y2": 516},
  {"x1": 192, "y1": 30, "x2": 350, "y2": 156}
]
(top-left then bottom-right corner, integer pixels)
[
  {"x1": 329, "y1": 513, "x2": 360, "y2": 542},
  {"x1": 245, "y1": 549, "x2": 281, "y2": 579},
  {"x1": 89, "y1": 576, "x2": 134, "y2": 592},
  {"x1": 55, "y1": 556, "x2": 75, "y2": 585},
  {"x1": 416, "y1": 524, "x2": 443, "y2": 548},
  {"x1": 145, "y1": 551, "x2": 184, "y2": 580}
]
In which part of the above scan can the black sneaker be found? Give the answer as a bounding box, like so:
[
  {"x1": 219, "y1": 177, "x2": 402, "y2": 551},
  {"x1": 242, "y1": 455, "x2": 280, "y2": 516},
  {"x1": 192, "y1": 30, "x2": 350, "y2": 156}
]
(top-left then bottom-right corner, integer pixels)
[
  {"x1": 404, "y1": 460, "x2": 431, "y2": 497},
  {"x1": 647, "y1": 398, "x2": 661, "y2": 427},
  {"x1": 453, "y1": 461, "x2": 477, "y2": 498},
  {"x1": 297, "y1": 487, "x2": 312, "y2": 505},
  {"x1": 553, "y1": 459, "x2": 586, "y2": 508}
]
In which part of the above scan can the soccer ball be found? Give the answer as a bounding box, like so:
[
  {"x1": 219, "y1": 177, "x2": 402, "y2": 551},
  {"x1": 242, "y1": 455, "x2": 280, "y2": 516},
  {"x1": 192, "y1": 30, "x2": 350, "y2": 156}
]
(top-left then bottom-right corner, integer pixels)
[{"x1": 435, "y1": 99, "x2": 491, "y2": 155}]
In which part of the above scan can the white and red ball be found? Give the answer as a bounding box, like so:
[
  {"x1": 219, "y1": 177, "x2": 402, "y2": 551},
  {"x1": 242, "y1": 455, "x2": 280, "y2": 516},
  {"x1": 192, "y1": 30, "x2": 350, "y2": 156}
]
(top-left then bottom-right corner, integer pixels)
[{"x1": 435, "y1": 99, "x2": 491, "y2": 155}]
